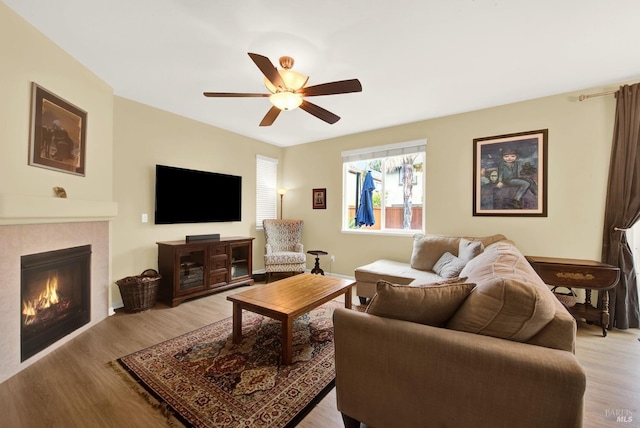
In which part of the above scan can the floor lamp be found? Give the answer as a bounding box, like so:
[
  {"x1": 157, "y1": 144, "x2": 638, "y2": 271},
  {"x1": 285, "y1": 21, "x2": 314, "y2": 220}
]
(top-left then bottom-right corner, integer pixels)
[{"x1": 278, "y1": 188, "x2": 287, "y2": 219}]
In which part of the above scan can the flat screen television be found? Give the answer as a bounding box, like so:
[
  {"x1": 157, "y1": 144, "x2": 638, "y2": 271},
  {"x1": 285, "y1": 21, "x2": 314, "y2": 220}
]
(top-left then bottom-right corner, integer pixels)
[{"x1": 155, "y1": 164, "x2": 242, "y2": 224}]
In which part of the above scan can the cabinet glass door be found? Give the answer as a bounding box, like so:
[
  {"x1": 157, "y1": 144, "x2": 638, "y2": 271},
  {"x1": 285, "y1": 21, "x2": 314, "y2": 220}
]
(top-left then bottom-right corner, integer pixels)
[
  {"x1": 177, "y1": 248, "x2": 206, "y2": 294},
  {"x1": 230, "y1": 243, "x2": 250, "y2": 280}
]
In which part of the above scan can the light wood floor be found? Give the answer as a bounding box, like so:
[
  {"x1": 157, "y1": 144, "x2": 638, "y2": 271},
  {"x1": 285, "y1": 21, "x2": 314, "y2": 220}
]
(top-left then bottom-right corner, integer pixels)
[{"x1": 0, "y1": 285, "x2": 638, "y2": 428}]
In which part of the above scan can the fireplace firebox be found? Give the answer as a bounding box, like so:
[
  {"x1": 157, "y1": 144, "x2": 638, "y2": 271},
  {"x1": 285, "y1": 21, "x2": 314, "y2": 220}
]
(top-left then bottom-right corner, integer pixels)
[{"x1": 21, "y1": 245, "x2": 91, "y2": 361}]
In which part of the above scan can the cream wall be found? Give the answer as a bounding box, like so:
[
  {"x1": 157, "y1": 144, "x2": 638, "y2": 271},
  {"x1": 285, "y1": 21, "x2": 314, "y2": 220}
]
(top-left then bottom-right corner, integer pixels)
[
  {"x1": 2, "y1": 0, "x2": 633, "y2": 310},
  {"x1": 1, "y1": 3, "x2": 114, "y2": 382},
  {"x1": 113, "y1": 83, "x2": 628, "y2": 290},
  {"x1": 5, "y1": 0, "x2": 636, "y2": 385},
  {"x1": 111, "y1": 97, "x2": 283, "y2": 307},
  {"x1": 282, "y1": 87, "x2": 621, "y2": 275},
  {"x1": 0, "y1": 3, "x2": 113, "y2": 207}
]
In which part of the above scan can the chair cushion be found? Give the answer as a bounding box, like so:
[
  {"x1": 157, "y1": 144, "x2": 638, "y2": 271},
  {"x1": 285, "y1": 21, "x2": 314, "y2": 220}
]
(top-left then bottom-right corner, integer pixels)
[
  {"x1": 366, "y1": 279, "x2": 475, "y2": 327},
  {"x1": 264, "y1": 251, "x2": 306, "y2": 264},
  {"x1": 265, "y1": 263, "x2": 306, "y2": 273}
]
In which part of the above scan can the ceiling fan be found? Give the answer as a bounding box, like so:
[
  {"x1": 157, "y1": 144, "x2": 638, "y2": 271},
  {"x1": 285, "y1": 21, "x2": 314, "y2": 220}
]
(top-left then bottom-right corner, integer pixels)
[{"x1": 203, "y1": 53, "x2": 362, "y2": 126}]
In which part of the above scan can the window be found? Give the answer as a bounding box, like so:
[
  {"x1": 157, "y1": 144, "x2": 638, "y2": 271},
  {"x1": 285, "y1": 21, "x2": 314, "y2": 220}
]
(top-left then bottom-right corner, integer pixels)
[
  {"x1": 629, "y1": 224, "x2": 640, "y2": 303},
  {"x1": 256, "y1": 155, "x2": 278, "y2": 230},
  {"x1": 342, "y1": 140, "x2": 426, "y2": 233}
]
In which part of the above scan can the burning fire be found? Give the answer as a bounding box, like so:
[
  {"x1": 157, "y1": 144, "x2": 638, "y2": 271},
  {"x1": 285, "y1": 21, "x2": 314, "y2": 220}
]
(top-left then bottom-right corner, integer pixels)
[{"x1": 23, "y1": 274, "x2": 60, "y2": 325}]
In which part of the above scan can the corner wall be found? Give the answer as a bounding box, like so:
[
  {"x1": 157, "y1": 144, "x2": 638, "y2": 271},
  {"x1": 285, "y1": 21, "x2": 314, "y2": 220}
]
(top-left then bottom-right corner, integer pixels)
[
  {"x1": 111, "y1": 97, "x2": 283, "y2": 307},
  {"x1": 281, "y1": 86, "x2": 623, "y2": 274},
  {"x1": 0, "y1": 3, "x2": 113, "y2": 206},
  {"x1": 3, "y1": 0, "x2": 632, "y2": 324},
  {"x1": 0, "y1": 3, "x2": 115, "y2": 382}
]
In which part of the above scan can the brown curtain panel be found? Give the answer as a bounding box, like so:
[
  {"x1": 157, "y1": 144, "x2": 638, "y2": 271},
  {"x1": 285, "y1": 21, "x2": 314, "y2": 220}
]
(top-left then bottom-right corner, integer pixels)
[{"x1": 601, "y1": 83, "x2": 640, "y2": 329}]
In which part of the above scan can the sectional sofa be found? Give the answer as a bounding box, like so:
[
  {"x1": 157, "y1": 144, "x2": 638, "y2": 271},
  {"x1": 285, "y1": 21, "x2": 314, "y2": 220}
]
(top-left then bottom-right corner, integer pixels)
[
  {"x1": 334, "y1": 234, "x2": 586, "y2": 428},
  {"x1": 353, "y1": 233, "x2": 506, "y2": 303}
]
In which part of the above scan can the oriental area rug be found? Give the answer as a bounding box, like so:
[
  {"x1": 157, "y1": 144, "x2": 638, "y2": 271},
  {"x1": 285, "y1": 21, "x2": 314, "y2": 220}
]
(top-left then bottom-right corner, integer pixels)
[{"x1": 114, "y1": 301, "x2": 339, "y2": 428}]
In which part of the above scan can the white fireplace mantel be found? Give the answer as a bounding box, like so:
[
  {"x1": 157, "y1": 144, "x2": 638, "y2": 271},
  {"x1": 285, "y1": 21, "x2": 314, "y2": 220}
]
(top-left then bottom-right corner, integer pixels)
[{"x1": 0, "y1": 193, "x2": 118, "y2": 224}]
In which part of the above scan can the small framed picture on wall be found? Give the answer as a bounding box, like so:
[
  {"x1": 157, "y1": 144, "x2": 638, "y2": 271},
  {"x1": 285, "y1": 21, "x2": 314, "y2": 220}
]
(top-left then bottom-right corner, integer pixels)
[{"x1": 312, "y1": 188, "x2": 326, "y2": 209}]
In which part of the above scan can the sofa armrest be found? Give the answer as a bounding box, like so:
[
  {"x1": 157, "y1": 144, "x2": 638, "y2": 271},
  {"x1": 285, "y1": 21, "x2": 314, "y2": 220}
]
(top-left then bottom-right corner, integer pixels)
[
  {"x1": 295, "y1": 243, "x2": 303, "y2": 253},
  {"x1": 333, "y1": 308, "x2": 585, "y2": 428}
]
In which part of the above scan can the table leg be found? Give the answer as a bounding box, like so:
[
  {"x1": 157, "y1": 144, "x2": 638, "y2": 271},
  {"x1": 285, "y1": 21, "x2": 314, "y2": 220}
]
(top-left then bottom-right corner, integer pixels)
[
  {"x1": 232, "y1": 302, "x2": 242, "y2": 344},
  {"x1": 601, "y1": 290, "x2": 610, "y2": 335},
  {"x1": 345, "y1": 286, "x2": 352, "y2": 309},
  {"x1": 281, "y1": 317, "x2": 294, "y2": 365},
  {"x1": 311, "y1": 256, "x2": 325, "y2": 275}
]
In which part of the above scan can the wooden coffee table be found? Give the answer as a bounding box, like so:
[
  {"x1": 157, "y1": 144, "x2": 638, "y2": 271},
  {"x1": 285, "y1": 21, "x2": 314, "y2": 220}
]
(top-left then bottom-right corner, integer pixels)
[{"x1": 227, "y1": 273, "x2": 354, "y2": 365}]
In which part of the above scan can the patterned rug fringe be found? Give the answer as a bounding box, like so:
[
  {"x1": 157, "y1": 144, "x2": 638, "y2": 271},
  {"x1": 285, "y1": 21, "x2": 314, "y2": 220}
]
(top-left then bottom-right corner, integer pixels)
[
  {"x1": 284, "y1": 378, "x2": 335, "y2": 428},
  {"x1": 108, "y1": 360, "x2": 183, "y2": 427}
]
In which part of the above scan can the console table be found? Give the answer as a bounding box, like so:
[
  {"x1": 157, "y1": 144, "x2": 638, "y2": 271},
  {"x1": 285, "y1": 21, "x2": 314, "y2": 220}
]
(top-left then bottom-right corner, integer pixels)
[
  {"x1": 526, "y1": 256, "x2": 620, "y2": 336},
  {"x1": 157, "y1": 236, "x2": 254, "y2": 307}
]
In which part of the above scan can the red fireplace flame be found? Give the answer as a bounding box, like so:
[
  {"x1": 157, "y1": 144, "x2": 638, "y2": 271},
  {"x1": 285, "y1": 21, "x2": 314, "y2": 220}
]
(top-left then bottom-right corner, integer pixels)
[{"x1": 22, "y1": 274, "x2": 60, "y2": 325}]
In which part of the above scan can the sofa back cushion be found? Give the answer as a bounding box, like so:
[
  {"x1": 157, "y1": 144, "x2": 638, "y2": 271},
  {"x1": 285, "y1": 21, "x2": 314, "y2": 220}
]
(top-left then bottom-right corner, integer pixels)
[
  {"x1": 410, "y1": 234, "x2": 460, "y2": 271},
  {"x1": 410, "y1": 233, "x2": 506, "y2": 271},
  {"x1": 446, "y1": 241, "x2": 557, "y2": 342},
  {"x1": 366, "y1": 279, "x2": 476, "y2": 327}
]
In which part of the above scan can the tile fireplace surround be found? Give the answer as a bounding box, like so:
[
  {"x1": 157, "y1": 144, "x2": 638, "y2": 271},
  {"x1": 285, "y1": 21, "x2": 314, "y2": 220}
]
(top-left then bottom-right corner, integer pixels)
[{"x1": 0, "y1": 222, "x2": 110, "y2": 384}]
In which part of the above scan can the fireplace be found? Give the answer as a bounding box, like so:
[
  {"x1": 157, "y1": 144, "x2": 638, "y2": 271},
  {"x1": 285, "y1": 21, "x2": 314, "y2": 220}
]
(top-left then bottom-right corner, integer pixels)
[{"x1": 21, "y1": 245, "x2": 91, "y2": 361}]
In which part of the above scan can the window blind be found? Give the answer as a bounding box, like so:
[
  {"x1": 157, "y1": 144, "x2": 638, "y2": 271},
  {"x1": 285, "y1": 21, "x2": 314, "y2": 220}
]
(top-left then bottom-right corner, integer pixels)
[
  {"x1": 341, "y1": 139, "x2": 426, "y2": 163},
  {"x1": 256, "y1": 155, "x2": 278, "y2": 229}
]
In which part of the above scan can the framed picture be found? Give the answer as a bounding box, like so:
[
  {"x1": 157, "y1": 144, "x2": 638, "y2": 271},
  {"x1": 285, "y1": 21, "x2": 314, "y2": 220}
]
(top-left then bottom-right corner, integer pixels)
[
  {"x1": 312, "y1": 188, "x2": 326, "y2": 209},
  {"x1": 29, "y1": 83, "x2": 87, "y2": 176},
  {"x1": 473, "y1": 129, "x2": 548, "y2": 217}
]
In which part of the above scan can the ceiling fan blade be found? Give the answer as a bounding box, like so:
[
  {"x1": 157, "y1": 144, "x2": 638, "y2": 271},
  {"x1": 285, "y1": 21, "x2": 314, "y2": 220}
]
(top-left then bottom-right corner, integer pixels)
[
  {"x1": 298, "y1": 79, "x2": 362, "y2": 97},
  {"x1": 299, "y1": 100, "x2": 340, "y2": 124},
  {"x1": 259, "y1": 106, "x2": 281, "y2": 127},
  {"x1": 248, "y1": 52, "x2": 286, "y2": 91},
  {"x1": 203, "y1": 92, "x2": 269, "y2": 97}
]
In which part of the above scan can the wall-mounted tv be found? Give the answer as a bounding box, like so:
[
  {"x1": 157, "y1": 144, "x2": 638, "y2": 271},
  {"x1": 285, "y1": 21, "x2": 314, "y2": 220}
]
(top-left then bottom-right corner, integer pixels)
[{"x1": 155, "y1": 164, "x2": 242, "y2": 224}]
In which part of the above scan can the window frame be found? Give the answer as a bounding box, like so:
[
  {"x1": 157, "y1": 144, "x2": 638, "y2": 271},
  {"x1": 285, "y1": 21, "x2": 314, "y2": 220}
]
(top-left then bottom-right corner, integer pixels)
[{"x1": 341, "y1": 139, "x2": 426, "y2": 235}]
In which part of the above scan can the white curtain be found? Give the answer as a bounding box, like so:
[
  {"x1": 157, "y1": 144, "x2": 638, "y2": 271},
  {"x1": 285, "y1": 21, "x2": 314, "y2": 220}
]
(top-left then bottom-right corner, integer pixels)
[{"x1": 627, "y1": 224, "x2": 640, "y2": 300}]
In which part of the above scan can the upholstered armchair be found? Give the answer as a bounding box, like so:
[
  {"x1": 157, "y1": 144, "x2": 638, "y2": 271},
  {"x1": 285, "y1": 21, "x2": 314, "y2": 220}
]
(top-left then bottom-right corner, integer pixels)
[{"x1": 263, "y1": 219, "x2": 306, "y2": 283}]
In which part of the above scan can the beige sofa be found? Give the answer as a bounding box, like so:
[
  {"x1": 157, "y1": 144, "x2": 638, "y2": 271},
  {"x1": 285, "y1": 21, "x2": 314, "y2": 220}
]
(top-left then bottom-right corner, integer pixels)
[
  {"x1": 335, "y1": 236, "x2": 586, "y2": 428},
  {"x1": 353, "y1": 233, "x2": 506, "y2": 303}
]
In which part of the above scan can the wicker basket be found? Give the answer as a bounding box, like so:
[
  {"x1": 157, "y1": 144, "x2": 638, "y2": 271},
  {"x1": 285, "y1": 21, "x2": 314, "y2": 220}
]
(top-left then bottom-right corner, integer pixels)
[
  {"x1": 551, "y1": 286, "x2": 578, "y2": 308},
  {"x1": 116, "y1": 269, "x2": 161, "y2": 313}
]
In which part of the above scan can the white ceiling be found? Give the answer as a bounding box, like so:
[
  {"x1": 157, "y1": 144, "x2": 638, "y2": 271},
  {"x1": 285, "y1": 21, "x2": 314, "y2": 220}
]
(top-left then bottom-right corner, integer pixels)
[{"x1": 5, "y1": 0, "x2": 640, "y2": 147}]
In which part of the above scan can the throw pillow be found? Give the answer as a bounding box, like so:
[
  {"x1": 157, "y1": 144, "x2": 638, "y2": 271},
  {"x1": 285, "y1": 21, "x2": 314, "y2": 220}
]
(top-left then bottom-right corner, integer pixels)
[
  {"x1": 366, "y1": 279, "x2": 476, "y2": 326},
  {"x1": 458, "y1": 238, "x2": 484, "y2": 264},
  {"x1": 410, "y1": 234, "x2": 461, "y2": 271},
  {"x1": 432, "y1": 252, "x2": 466, "y2": 278}
]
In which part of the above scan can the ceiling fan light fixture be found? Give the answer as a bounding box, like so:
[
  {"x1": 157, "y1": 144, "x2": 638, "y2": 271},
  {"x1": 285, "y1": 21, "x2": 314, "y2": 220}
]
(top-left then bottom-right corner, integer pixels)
[
  {"x1": 269, "y1": 91, "x2": 303, "y2": 110},
  {"x1": 205, "y1": 52, "x2": 361, "y2": 126},
  {"x1": 264, "y1": 69, "x2": 309, "y2": 93}
]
